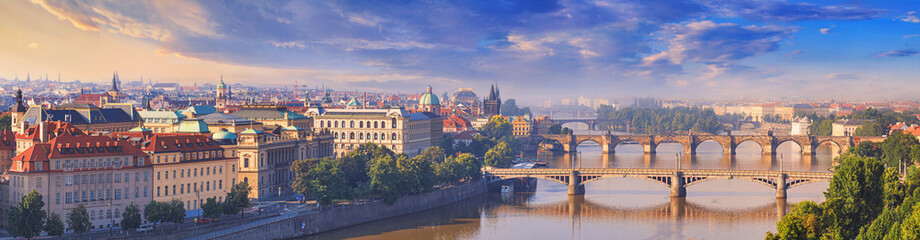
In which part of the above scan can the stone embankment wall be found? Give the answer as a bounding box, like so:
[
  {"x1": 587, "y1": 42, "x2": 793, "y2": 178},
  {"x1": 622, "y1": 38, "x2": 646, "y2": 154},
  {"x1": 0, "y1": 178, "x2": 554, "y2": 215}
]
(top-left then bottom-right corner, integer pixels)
[{"x1": 213, "y1": 180, "x2": 487, "y2": 240}]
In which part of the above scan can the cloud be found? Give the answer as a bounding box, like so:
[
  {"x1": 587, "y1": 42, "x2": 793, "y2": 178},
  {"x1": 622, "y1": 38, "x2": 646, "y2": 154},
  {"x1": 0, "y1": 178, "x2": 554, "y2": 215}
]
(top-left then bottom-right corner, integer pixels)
[
  {"x1": 27, "y1": 42, "x2": 39, "y2": 48},
  {"x1": 820, "y1": 25, "x2": 834, "y2": 34},
  {"x1": 785, "y1": 49, "x2": 803, "y2": 56},
  {"x1": 643, "y1": 21, "x2": 797, "y2": 66},
  {"x1": 876, "y1": 49, "x2": 920, "y2": 57},
  {"x1": 825, "y1": 73, "x2": 858, "y2": 80},
  {"x1": 905, "y1": 34, "x2": 920, "y2": 39},
  {"x1": 902, "y1": 11, "x2": 920, "y2": 23},
  {"x1": 702, "y1": 0, "x2": 886, "y2": 22}
]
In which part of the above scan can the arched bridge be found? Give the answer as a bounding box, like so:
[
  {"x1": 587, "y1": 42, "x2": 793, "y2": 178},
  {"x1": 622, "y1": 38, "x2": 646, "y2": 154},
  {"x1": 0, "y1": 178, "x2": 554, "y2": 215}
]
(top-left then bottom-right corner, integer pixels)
[
  {"x1": 552, "y1": 118, "x2": 628, "y2": 131},
  {"x1": 483, "y1": 167, "x2": 833, "y2": 198},
  {"x1": 535, "y1": 133, "x2": 886, "y2": 155}
]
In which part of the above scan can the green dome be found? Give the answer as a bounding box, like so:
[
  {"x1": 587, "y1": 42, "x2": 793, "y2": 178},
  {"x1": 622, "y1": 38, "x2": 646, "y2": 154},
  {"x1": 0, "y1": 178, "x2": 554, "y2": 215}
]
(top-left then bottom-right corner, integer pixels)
[
  {"x1": 177, "y1": 119, "x2": 210, "y2": 133},
  {"x1": 128, "y1": 126, "x2": 152, "y2": 132},
  {"x1": 240, "y1": 128, "x2": 264, "y2": 135},
  {"x1": 211, "y1": 129, "x2": 237, "y2": 140},
  {"x1": 419, "y1": 85, "x2": 439, "y2": 105}
]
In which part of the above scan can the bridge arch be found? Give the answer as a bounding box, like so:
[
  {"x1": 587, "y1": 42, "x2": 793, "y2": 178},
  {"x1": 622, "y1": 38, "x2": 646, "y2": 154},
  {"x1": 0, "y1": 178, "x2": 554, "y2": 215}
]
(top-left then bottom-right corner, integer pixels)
[
  {"x1": 561, "y1": 121, "x2": 592, "y2": 131},
  {"x1": 773, "y1": 139, "x2": 805, "y2": 154},
  {"x1": 695, "y1": 140, "x2": 726, "y2": 154},
  {"x1": 734, "y1": 139, "x2": 767, "y2": 154},
  {"x1": 813, "y1": 139, "x2": 844, "y2": 154}
]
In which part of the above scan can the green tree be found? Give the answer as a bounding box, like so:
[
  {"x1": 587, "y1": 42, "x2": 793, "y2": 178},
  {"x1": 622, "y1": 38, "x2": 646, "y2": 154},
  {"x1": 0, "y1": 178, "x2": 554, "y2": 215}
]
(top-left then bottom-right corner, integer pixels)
[
  {"x1": 164, "y1": 199, "x2": 185, "y2": 225},
  {"x1": 8, "y1": 190, "x2": 46, "y2": 239},
  {"x1": 291, "y1": 158, "x2": 347, "y2": 205},
  {"x1": 399, "y1": 154, "x2": 437, "y2": 193},
  {"x1": 468, "y1": 135, "x2": 496, "y2": 158},
  {"x1": 849, "y1": 141, "x2": 883, "y2": 159},
  {"x1": 882, "y1": 131, "x2": 920, "y2": 167},
  {"x1": 548, "y1": 124, "x2": 563, "y2": 134},
  {"x1": 67, "y1": 204, "x2": 91, "y2": 236},
  {"x1": 44, "y1": 212, "x2": 64, "y2": 238},
  {"x1": 201, "y1": 197, "x2": 222, "y2": 219},
  {"x1": 902, "y1": 204, "x2": 920, "y2": 240},
  {"x1": 480, "y1": 115, "x2": 513, "y2": 140},
  {"x1": 227, "y1": 182, "x2": 252, "y2": 218},
  {"x1": 766, "y1": 201, "x2": 825, "y2": 240},
  {"x1": 0, "y1": 114, "x2": 10, "y2": 131},
  {"x1": 439, "y1": 135, "x2": 457, "y2": 156},
  {"x1": 809, "y1": 119, "x2": 835, "y2": 136},
  {"x1": 885, "y1": 167, "x2": 906, "y2": 207},
  {"x1": 455, "y1": 153, "x2": 482, "y2": 181},
  {"x1": 143, "y1": 201, "x2": 165, "y2": 229},
  {"x1": 121, "y1": 202, "x2": 142, "y2": 231},
  {"x1": 369, "y1": 154, "x2": 402, "y2": 204},
  {"x1": 417, "y1": 146, "x2": 447, "y2": 163},
  {"x1": 823, "y1": 154, "x2": 886, "y2": 239},
  {"x1": 484, "y1": 141, "x2": 514, "y2": 168},
  {"x1": 854, "y1": 121, "x2": 887, "y2": 136}
]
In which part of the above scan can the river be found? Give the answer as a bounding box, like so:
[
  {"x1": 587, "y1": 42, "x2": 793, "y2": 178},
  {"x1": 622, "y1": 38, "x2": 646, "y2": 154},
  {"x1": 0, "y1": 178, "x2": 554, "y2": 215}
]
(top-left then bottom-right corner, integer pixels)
[{"x1": 302, "y1": 140, "x2": 837, "y2": 240}]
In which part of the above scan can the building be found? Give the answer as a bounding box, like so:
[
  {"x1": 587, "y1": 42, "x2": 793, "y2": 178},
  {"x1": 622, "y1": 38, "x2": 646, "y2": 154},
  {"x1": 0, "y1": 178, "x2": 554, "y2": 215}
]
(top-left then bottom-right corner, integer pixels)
[
  {"x1": 8, "y1": 134, "x2": 153, "y2": 231},
  {"x1": 443, "y1": 115, "x2": 473, "y2": 133},
  {"x1": 305, "y1": 107, "x2": 442, "y2": 157},
  {"x1": 450, "y1": 88, "x2": 480, "y2": 111},
  {"x1": 532, "y1": 116, "x2": 554, "y2": 134},
  {"x1": 18, "y1": 103, "x2": 138, "y2": 133},
  {"x1": 507, "y1": 116, "x2": 532, "y2": 136},
  {"x1": 9, "y1": 89, "x2": 27, "y2": 134},
  {"x1": 0, "y1": 131, "x2": 14, "y2": 174},
  {"x1": 230, "y1": 105, "x2": 312, "y2": 132},
  {"x1": 418, "y1": 86, "x2": 441, "y2": 114},
  {"x1": 790, "y1": 117, "x2": 811, "y2": 136},
  {"x1": 483, "y1": 84, "x2": 501, "y2": 116},
  {"x1": 832, "y1": 119, "x2": 872, "y2": 136},
  {"x1": 15, "y1": 121, "x2": 86, "y2": 156},
  {"x1": 235, "y1": 126, "x2": 334, "y2": 199},
  {"x1": 138, "y1": 110, "x2": 184, "y2": 133},
  {"x1": 215, "y1": 76, "x2": 231, "y2": 110},
  {"x1": 115, "y1": 131, "x2": 237, "y2": 216},
  {"x1": 198, "y1": 112, "x2": 262, "y2": 134}
]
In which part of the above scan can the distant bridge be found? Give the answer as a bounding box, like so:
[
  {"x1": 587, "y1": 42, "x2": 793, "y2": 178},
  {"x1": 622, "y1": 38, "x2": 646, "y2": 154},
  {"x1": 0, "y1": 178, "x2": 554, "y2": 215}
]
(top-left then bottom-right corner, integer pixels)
[
  {"x1": 498, "y1": 197, "x2": 787, "y2": 222},
  {"x1": 484, "y1": 167, "x2": 833, "y2": 198},
  {"x1": 552, "y1": 118, "x2": 627, "y2": 131},
  {"x1": 534, "y1": 133, "x2": 885, "y2": 155}
]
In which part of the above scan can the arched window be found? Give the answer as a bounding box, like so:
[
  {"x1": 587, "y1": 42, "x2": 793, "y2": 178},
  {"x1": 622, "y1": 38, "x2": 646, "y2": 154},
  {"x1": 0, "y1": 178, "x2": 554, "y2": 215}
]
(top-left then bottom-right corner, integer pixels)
[
  {"x1": 374, "y1": 122, "x2": 378, "y2": 128},
  {"x1": 243, "y1": 177, "x2": 248, "y2": 183},
  {"x1": 334, "y1": 132, "x2": 338, "y2": 139},
  {"x1": 391, "y1": 118, "x2": 397, "y2": 128},
  {"x1": 350, "y1": 132, "x2": 355, "y2": 139},
  {"x1": 392, "y1": 133, "x2": 398, "y2": 140},
  {"x1": 320, "y1": 121, "x2": 324, "y2": 128},
  {"x1": 359, "y1": 121, "x2": 364, "y2": 128},
  {"x1": 334, "y1": 121, "x2": 339, "y2": 128},
  {"x1": 359, "y1": 133, "x2": 363, "y2": 139},
  {"x1": 350, "y1": 121, "x2": 355, "y2": 128},
  {"x1": 374, "y1": 133, "x2": 378, "y2": 140}
]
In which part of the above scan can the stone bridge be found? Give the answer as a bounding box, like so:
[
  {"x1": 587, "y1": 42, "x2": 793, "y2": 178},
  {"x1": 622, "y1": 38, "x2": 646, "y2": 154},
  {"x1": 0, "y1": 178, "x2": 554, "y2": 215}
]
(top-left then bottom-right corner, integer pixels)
[
  {"x1": 552, "y1": 118, "x2": 628, "y2": 131},
  {"x1": 536, "y1": 133, "x2": 885, "y2": 155},
  {"x1": 503, "y1": 197, "x2": 787, "y2": 222},
  {"x1": 483, "y1": 167, "x2": 834, "y2": 198}
]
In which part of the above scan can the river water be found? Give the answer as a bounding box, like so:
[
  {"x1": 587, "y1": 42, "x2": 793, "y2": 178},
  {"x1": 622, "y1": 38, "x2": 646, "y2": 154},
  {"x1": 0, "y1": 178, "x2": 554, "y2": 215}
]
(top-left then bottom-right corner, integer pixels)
[{"x1": 304, "y1": 139, "x2": 837, "y2": 240}]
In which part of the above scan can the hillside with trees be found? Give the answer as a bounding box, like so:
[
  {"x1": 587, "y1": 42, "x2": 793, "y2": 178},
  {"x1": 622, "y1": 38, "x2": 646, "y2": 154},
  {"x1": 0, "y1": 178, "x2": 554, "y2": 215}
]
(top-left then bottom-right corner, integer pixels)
[{"x1": 595, "y1": 105, "x2": 724, "y2": 134}]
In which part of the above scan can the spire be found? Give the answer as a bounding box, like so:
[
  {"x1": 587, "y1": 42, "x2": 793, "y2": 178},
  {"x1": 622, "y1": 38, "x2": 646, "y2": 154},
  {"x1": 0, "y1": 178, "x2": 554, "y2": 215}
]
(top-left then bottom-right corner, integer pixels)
[
  {"x1": 26, "y1": 72, "x2": 30, "y2": 82},
  {"x1": 14, "y1": 87, "x2": 25, "y2": 112},
  {"x1": 111, "y1": 71, "x2": 119, "y2": 91},
  {"x1": 489, "y1": 85, "x2": 495, "y2": 100}
]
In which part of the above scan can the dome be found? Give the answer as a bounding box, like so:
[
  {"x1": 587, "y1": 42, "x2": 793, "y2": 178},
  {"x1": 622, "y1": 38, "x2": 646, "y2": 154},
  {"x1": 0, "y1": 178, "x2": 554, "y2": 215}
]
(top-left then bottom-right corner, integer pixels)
[
  {"x1": 177, "y1": 118, "x2": 210, "y2": 133},
  {"x1": 346, "y1": 98, "x2": 361, "y2": 106},
  {"x1": 217, "y1": 76, "x2": 226, "y2": 89},
  {"x1": 240, "y1": 128, "x2": 264, "y2": 135},
  {"x1": 128, "y1": 126, "x2": 152, "y2": 132},
  {"x1": 211, "y1": 129, "x2": 237, "y2": 140},
  {"x1": 419, "y1": 86, "x2": 440, "y2": 106},
  {"x1": 282, "y1": 125, "x2": 304, "y2": 131}
]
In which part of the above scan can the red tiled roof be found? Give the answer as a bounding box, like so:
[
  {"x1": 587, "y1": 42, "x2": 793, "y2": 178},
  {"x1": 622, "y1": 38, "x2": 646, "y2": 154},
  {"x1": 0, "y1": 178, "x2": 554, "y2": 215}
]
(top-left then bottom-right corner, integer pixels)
[
  {"x1": 11, "y1": 134, "x2": 151, "y2": 173},
  {"x1": 0, "y1": 131, "x2": 14, "y2": 150},
  {"x1": 16, "y1": 121, "x2": 85, "y2": 141},
  {"x1": 141, "y1": 134, "x2": 221, "y2": 152}
]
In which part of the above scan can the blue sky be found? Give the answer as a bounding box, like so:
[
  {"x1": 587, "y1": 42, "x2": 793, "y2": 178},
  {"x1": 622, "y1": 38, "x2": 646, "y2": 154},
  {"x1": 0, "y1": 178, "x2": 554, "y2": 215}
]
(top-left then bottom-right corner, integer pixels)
[{"x1": 2, "y1": 0, "x2": 919, "y2": 103}]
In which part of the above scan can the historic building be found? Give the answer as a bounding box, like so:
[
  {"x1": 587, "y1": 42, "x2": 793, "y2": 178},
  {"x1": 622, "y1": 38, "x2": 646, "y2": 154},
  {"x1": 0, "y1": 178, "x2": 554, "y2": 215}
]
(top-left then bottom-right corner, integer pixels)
[
  {"x1": 215, "y1": 76, "x2": 231, "y2": 110},
  {"x1": 9, "y1": 89, "x2": 27, "y2": 134},
  {"x1": 138, "y1": 110, "x2": 184, "y2": 133},
  {"x1": 18, "y1": 103, "x2": 138, "y2": 133},
  {"x1": 305, "y1": 107, "x2": 442, "y2": 157},
  {"x1": 0, "y1": 131, "x2": 14, "y2": 174},
  {"x1": 418, "y1": 86, "x2": 441, "y2": 114},
  {"x1": 483, "y1": 84, "x2": 501, "y2": 116},
  {"x1": 198, "y1": 112, "x2": 262, "y2": 134},
  {"x1": 114, "y1": 131, "x2": 237, "y2": 215},
  {"x1": 231, "y1": 105, "x2": 312, "y2": 132},
  {"x1": 443, "y1": 115, "x2": 473, "y2": 133},
  {"x1": 507, "y1": 116, "x2": 533, "y2": 136},
  {"x1": 236, "y1": 127, "x2": 334, "y2": 199},
  {"x1": 8, "y1": 134, "x2": 153, "y2": 230}
]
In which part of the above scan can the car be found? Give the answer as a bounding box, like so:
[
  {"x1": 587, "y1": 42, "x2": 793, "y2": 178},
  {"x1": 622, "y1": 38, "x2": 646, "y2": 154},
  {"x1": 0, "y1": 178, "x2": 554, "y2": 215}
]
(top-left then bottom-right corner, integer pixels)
[
  {"x1": 136, "y1": 225, "x2": 153, "y2": 232},
  {"x1": 195, "y1": 218, "x2": 209, "y2": 223}
]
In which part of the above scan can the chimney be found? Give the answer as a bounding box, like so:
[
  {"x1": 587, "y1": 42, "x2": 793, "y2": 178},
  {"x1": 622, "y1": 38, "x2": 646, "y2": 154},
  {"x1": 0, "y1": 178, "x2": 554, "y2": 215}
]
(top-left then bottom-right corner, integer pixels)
[{"x1": 39, "y1": 121, "x2": 46, "y2": 142}]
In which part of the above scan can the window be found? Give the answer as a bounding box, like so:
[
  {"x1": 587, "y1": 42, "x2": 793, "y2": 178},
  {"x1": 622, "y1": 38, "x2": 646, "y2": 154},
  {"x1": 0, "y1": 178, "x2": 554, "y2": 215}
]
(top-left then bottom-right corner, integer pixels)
[
  {"x1": 56, "y1": 193, "x2": 60, "y2": 204},
  {"x1": 392, "y1": 133, "x2": 398, "y2": 140},
  {"x1": 244, "y1": 158, "x2": 249, "y2": 168},
  {"x1": 36, "y1": 162, "x2": 42, "y2": 171},
  {"x1": 392, "y1": 118, "x2": 397, "y2": 128},
  {"x1": 124, "y1": 188, "x2": 129, "y2": 200},
  {"x1": 135, "y1": 187, "x2": 139, "y2": 198},
  {"x1": 157, "y1": 171, "x2": 161, "y2": 180},
  {"x1": 124, "y1": 173, "x2": 129, "y2": 182},
  {"x1": 350, "y1": 132, "x2": 355, "y2": 139},
  {"x1": 335, "y1": 121, "x2": 339, "y2": 128},
  {"x1": 144, "y1": 172, "x2": 149, "y2": 181},
  {"x1": 359, "y1": 121, "x2": 363, "y2": 128},
  {"x1": 82, "y1": 191, "x2": 86, "y2": 202},
  {"x1": 359, "y1": 133, "x2": 363, "y2": 139},
  {"x1": 157, "y1": 187, "x2": 161, "y2": 197},
  {"x1": 219, "y1": 166, "x2": 223, "y2": 174},
  {"x1": 173, "y1": 170, "x2": 176, "y2": 179},
  {"x1": 144, "y1": 187, "x2": 148, "y2": 197},
  {"x1": 374, "y1": 121, "x2": 378, "y2": 128},
  {"x1": 115, "y1": 173, "x2": 121, "y2": 183},
  {"x1": 181, "y1": 184, "x2": 184, "y2": 194},
  {"x1": 219, "y1": 180, "x2": 223, "y2": 189},
  {"x1": 173, "y1": 185, "x2": 176, "y2": 195},
  {"x1": 164, "y1": 186, "x2": 169, "y2": 196},
  {"x1": 350, "y1": 121, "x2": 355, "y2": 128},
  {"x1": 55, "y1": 160, "x2": 60, "y2": 170}
]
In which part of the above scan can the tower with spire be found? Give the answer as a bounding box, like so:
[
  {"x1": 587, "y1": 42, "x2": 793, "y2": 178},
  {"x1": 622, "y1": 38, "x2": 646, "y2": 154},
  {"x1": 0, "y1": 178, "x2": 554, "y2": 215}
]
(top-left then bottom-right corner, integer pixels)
[
  {"x1": 483, "y1": 83, "x2": 502, "y2": 116},
  {"x1": 10, "y1": 88, "x2": 27, "y2": 133},
  {"x1": 216, "y1": 75, "x2": 230, "y2": 109},
  {"x1": 106, "y1": 71, "x2": 121, "y2": 99},
  {"x1": 418, "y1": 85, "x2": 441, "y2": 114}
]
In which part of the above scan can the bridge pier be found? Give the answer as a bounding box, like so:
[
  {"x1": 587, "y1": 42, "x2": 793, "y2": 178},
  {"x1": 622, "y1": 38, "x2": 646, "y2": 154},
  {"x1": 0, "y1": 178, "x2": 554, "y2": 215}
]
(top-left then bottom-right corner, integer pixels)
[
  {"x1": 644, "y1": 143, "x2": 657, "y2": 154},
  {"x1": 568, "y1": 171, "x2": 585, "y2": 195},
  {"x1": 776, "y1": 173, "x2": 787, "y2": 199},
  {"x1": 562, "y1": 143, "x2": 575, "y2": 153},
  {"x1": 670, "y1": 172, "x2": 686, "y2": 198}
]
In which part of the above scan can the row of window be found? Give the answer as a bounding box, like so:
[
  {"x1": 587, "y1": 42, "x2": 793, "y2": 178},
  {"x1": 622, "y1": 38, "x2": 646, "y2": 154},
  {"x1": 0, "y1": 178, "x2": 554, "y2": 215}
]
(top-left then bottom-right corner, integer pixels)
[
  {"x1": 156, "y1": 165, "x2": 228, "y2": 180},
  {"x1": 319, "y1": 119, "x2": 398, "y2": 129},
  {"x1": 54, "y1": 157, "x2": 144, "y2": 170},
  {"x1": 60, "y1": 187, "x2": 148, "y2": 204},
  {"x1": 334, "y1": 132, "x2": 399, "y2": 140},
  {"x1": 59, "y1": 172, "x2": 149, "y2": 186},
  {"x1": 157, "y1": 180, "x2": 223, "y2": 197}
]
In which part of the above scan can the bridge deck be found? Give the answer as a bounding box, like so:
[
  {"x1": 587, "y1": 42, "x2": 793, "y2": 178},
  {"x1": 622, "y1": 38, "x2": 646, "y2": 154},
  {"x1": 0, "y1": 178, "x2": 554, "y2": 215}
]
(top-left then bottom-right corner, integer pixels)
[{"x1": 483, "y1": 168, "x2": 834, "y2": 179}]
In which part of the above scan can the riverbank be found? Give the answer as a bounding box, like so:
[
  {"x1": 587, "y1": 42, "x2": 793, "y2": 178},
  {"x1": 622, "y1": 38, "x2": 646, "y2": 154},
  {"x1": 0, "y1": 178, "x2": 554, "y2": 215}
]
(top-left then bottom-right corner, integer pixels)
[{"x1": 198, "y1": 180, "x2": 487, "y2": 240}]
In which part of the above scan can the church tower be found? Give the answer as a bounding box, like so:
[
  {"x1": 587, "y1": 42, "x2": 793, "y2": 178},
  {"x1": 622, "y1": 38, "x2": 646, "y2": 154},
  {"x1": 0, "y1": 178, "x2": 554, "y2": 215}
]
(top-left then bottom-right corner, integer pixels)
[
  {"x1": 10, "y1": 88, "x2": 27, "y2": 133},
  {"x1": 418, "y1": 85, "x2": 441, "y2": 114},
  {"x1": 106, "y1": 71, "x2": 120, "y2": 98},
  {"x1": 216, "y1": 75, "x2": 229, "y2": 109},
  {"x1": 483, "y1": 84, "x2": 501, "y2": 116}
]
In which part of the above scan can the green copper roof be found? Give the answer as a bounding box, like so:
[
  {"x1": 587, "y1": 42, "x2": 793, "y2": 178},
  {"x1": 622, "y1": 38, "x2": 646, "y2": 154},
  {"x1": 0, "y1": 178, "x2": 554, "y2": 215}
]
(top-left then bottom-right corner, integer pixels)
[
  {"x1": 419, "y1": 85, "x2": 439, "y2": 105},
  {"x1": 177, "y1": 119, "x2": 210, "y2": 133},
  {"x1": 282, "y1": 125, "x2": 304, "y2": 131},
  {"x1": 128, "y1": 126, "x2": 152, "y2": 132},
  {"x1": 347, "y1": 98, "x2": 361, "y2": 106},
  {"x1": 211, "y1": 129, "x2": 237, "y2": 140},
  {"x1": 240, "y1": 128, "x2": 264, "y2": 134}
]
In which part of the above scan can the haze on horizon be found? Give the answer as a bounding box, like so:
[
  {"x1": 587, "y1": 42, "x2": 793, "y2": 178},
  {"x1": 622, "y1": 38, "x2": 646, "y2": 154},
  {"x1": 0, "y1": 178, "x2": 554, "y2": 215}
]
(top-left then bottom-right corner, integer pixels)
[{"x1": 1, "y1": 0, "x2": 919, "y2": 104}]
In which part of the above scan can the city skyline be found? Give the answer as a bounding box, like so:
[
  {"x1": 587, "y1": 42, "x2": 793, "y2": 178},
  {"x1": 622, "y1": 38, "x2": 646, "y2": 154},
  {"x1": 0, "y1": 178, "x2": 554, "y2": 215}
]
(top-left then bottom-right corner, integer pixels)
[{"x1": 1, "y1": 0, "x2": 919, "y2": 104}]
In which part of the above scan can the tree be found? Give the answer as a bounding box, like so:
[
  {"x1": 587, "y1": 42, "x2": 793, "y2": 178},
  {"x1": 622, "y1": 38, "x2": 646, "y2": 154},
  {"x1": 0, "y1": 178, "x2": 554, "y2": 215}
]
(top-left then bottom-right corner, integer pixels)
[
  {"x1": 439, "y1": 135, "x2": 457, "y2": 156},
  {"x1": 67, "y1": 204, "x2": 91, "y2": 236},
  {"x1": 548, "y1": 124, "x2": 563, "y2": 134},
  {"x1": 823, "y1": 154, "x2": 885, "y2": 239},
  {"x1": 468, "y1": 135, "x2": 496, "y2": 158},
  {"x1": 164, "y1": 199, "x2": 186, "y2": 226},
  {"x1": 416, "y1": 146, "x2": 447, "y2": 164},
  {"x1": 143, "y1": 201, "x2": 165, "y2": 229},
  {"x1": 201, "y1": 197, "x2": 222, "y2": 219},
  {"x1": 884, "y1": 167, "x2": 906, "y2": 207},
  {"x1": 480, "y1": 115, "x2": 513, "y2": 140},
  {"x1": 44, "y1": 212, "x2": 64, "y2": 238},
  {"x1": 455, "y1": 153, "x2": 482, "y2": 181},
  {"x1": 369, "y1": 154, "x2": 402, "y2": 204},
  {"x1": 484, "y1": 141, "x2": 514, "y2": 168},
  {"x1": 291, "y1": 158, "x2": 347, "y2": 205},
  {"x1": 882, "y1": 131, "x2": 920, "y2": 167},
  {"x1": 849, "y1": 141, "x2": 883, "y2": 159},
  {"x1": 766, "y1": 201, "x2": 825, "y2": 240},
  {"x1": 8, "y1": 190, "x2": 46, "y2": 239},
  {"x1": 0, "y1": 114, "x2": 10, "y2": 131},
  {"x1": 227, "y1": 182, "x2": 252, "y2": 218},
  {"x1": 399, "y1": 154, "x2": 437, "y2": 193},
  {"x1": 902, "y1": 204, "x2": 920, "y2": 240},
  {"x1": 121, "y1": 202, "x2": 142, "y2": 231},
  {"x1": 853, "y1": 120, "x2": 887, "y2": 136}
]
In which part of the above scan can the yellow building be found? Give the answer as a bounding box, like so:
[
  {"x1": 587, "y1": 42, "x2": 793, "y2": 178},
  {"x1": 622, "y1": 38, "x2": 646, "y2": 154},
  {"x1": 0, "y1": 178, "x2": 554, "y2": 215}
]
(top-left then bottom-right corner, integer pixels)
[
  {"x1": 236, "y1": 126, "x2": 334, "y2": 199},
  {"x1": 306, "y1": 107, "x2": 442, "y2": 158},
  {"x1": 507, "y1": 116, "x2": 532, "y2": 136},
  {"x1": 231, "y1": 105, "x2": 312, "y2": 131}
]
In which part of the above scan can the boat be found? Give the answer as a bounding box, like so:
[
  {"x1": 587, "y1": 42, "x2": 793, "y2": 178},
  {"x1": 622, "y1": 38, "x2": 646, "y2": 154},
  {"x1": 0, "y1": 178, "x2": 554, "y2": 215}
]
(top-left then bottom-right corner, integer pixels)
[{"x1": 501, "y1": 184, "x2": 515, "y2": 193}]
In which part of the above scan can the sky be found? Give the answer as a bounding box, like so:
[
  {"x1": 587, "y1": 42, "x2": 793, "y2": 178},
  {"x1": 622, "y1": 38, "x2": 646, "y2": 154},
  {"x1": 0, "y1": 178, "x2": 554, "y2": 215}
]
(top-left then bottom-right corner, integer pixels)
[{"x1": 1, "y1": 0, "x2": 919, "y2": 104}]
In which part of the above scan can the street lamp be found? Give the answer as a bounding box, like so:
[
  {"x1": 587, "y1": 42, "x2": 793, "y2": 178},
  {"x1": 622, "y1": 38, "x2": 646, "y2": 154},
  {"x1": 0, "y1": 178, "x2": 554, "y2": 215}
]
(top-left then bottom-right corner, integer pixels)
[{"x1": 195, "y1": 184, "x2": 201, "y2": 222}]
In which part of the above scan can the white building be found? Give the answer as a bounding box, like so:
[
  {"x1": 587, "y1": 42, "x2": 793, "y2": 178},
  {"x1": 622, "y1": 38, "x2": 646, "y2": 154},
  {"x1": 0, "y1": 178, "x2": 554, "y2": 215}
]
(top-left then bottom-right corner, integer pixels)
[
  {"x1": 790, "y1": 117, "x2": 811, "y2": 136},
  {"x1": 305, "y1": 107, "x2": 442, "y2": 157}
]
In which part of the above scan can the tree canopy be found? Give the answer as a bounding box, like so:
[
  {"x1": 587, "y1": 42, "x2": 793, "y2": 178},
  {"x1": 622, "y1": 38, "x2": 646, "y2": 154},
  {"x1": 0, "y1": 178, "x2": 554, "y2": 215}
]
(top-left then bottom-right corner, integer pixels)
[
  {"x1": 8, "y1": 190, "x2": 46, "y2": 239},
  {"x1": 596, "y1": 106, "x2": 724, "y2": 134},
  {"x1": 67, "y1": 204, "x2": 91, "y2": 235}
]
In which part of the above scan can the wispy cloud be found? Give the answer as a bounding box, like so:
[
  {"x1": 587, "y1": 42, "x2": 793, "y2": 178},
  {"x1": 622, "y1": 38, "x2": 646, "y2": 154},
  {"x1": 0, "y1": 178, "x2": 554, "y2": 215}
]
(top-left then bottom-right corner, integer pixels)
[
  {"x1": 876, "y1": 49, "x2": 919, "y2": 57},
  {"x1": 902, "y1": 11, "x2": 920, "y2": 23}
]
